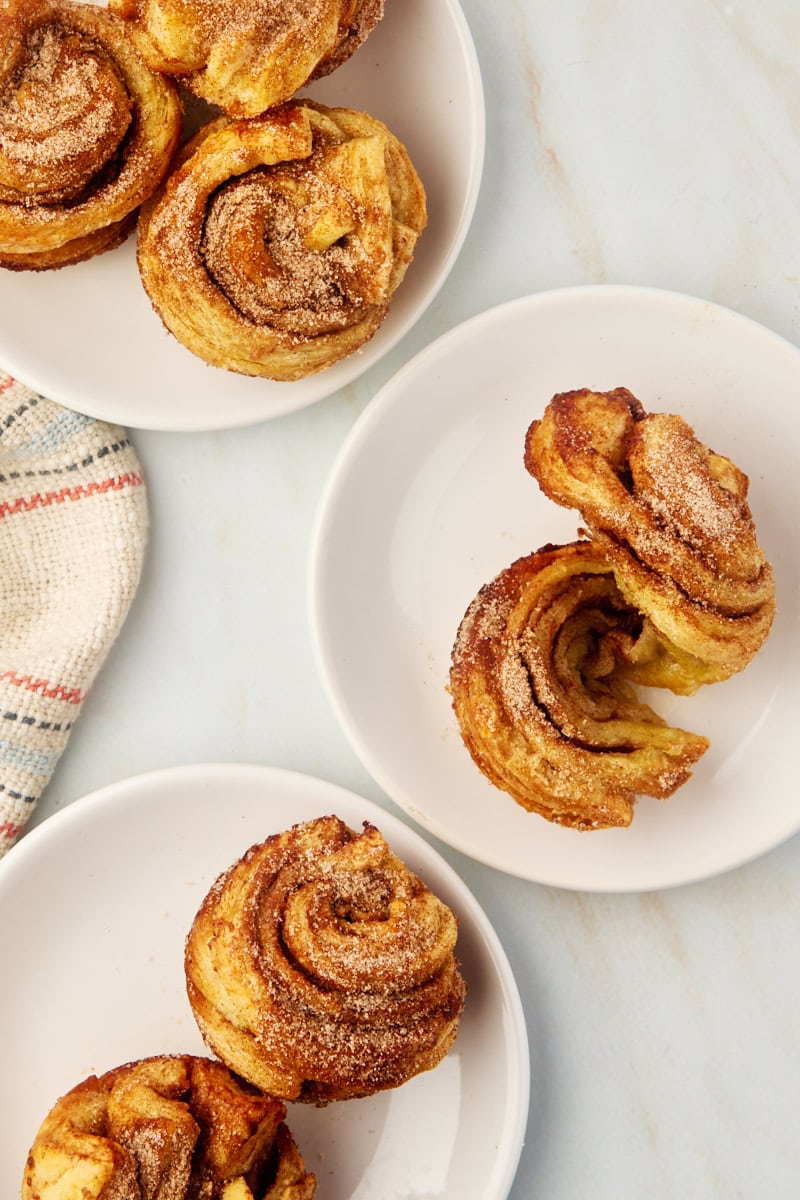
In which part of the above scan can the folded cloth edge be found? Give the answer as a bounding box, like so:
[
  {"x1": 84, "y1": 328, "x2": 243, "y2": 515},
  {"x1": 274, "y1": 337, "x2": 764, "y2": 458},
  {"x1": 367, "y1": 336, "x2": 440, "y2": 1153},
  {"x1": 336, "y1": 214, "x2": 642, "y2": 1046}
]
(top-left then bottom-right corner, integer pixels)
[{"x1": 0, "y1": 370, "x2": 148, "y2": 855}]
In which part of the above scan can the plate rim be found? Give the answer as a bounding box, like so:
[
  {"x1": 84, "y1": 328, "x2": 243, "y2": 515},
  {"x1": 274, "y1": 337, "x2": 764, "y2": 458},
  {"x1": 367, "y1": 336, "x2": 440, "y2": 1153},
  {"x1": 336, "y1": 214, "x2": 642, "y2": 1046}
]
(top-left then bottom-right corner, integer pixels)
[
  {"x1": 0, "y1": 0, "x2": 486, "y2": 432},
  {"x1": 0, "y1": 760, "x2": 530, "y2": 1199},
  {"x1": 308, "y1": 283, "x2": 800, "y2": 892}
]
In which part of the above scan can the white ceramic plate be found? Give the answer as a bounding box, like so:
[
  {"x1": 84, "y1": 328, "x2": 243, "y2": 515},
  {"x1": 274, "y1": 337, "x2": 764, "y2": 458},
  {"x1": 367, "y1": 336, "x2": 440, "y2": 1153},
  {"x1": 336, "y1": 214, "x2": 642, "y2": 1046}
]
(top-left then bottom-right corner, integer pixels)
[
  {"x1": 309, "y1": 284, "x2": 800, "y2": 892},
  {"x1": 0, "y1": 764, "x2": 528, "y2": 1199},
  {"x1": 0, "y1": 0, "x2": 484, "y2": 431}
]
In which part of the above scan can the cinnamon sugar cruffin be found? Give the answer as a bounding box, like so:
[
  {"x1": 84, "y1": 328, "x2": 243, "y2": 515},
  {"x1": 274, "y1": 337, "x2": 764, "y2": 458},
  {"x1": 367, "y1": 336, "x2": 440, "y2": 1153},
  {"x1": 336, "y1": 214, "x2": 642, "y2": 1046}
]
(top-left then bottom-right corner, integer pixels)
[
  {"x1": 450, "y1": 388, "x2": 775, "y2": 830},
  {"x1": 0, "y1": 0, "x2": 181, "y2": 270},
  {"x1": 185, "y1": 816, "x2": 466, "y2": 1104},
  {"x1": 21, "y1": 1055, "x2": 316, "y2": 1199},
  {"x1": 136, "y1": 101, "x2": 427, "y2": 380}
]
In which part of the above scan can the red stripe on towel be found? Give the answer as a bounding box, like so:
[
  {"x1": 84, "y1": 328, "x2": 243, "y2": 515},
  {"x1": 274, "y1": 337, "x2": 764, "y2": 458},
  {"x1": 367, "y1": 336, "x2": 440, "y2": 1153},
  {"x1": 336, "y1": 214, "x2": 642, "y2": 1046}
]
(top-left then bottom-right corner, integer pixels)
[
  {"x1": 0, "y1": 671, "x2": 84, "y2": 704},
  {"x1": 0, "y1": 470, "x2": 144, "y2": 519}
]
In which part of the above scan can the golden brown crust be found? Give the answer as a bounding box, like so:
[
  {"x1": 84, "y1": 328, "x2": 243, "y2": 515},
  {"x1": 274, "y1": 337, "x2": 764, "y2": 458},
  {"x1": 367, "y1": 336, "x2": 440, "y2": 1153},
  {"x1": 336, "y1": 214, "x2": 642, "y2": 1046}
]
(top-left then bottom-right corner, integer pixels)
[
  {"x1": 450, "y1": 541, "x2": 710, "y2": 830},
  {"x1": 20, "y1": 1054, "x2": 316, "y2": 1200},
  {"x1": 136, "y1": 100, "x2": 426, "y2": 380},
  {"x1": 524, "y1": 388, "x2": 776, "y2": 685},
  {"x1": 108, "y1": 0, "x2": 385, "y2": 118},
  {"x1": 185, "y1": 816, "x2": 466, "y2": 1103},
  {"x1": 0, "y1": 0, "x2": 182, "y2": 271}
]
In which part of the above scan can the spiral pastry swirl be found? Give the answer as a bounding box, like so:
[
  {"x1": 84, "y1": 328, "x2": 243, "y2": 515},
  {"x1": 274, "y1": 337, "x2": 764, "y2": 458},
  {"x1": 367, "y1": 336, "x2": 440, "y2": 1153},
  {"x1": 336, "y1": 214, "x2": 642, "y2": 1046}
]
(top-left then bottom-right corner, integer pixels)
[
  {"x1": 21, "y1": 1054, "x2": 316, "y2": 1200},
  {"x1": 0, "y1": 0, "x2": 182, "y2": 270},
  {"x1": 525, "y1": 388, "x2": 776, "y2": 688},
  {"x1": 185, "y1": 816, "x2": 466, "y2": 1103},
  {"x1": 108, "y1": 0, "x2": 385, "y2": 118},
  {"x1": 136, "y1": 101, "x2": 426, "y2": 380},
  {"x1": 450, "y1": 541, "x2": 710, "y2": 830}
]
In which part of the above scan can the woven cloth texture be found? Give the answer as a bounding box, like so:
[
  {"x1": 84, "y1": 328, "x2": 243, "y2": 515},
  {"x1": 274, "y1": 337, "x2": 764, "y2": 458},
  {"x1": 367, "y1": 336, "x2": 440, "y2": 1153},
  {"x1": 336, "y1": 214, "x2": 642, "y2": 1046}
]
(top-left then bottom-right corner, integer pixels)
[{"x1": 0, "y1": 371, "x2": 148, "y2": 856}]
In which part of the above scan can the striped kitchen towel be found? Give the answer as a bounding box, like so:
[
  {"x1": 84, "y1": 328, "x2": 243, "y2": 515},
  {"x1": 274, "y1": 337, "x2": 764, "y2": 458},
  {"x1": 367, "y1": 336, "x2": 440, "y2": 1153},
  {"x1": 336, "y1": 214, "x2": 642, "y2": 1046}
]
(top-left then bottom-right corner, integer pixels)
[{"x1": 0, "y1": 371, "x2": 148, "y2": 856}]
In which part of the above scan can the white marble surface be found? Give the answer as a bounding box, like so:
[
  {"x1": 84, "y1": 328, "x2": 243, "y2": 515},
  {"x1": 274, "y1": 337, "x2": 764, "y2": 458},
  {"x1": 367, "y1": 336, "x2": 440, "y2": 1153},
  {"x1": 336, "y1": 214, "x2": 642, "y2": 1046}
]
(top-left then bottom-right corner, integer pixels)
[{"x1": 18, "y1": 1, "x2": 800, "y2": 1196}]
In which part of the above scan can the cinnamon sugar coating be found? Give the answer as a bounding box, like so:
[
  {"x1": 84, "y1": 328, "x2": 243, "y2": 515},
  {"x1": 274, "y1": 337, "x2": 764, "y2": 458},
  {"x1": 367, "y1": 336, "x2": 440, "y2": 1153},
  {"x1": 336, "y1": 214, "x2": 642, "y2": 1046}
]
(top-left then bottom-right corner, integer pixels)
[
  {"x1": 21, "y1": 1054, "x2": 316, "y2": 1199},
  {"x1": 0, "y1": 0, "x2": 182, "y2": 270},
  {"x1": 108, "y1": 0, "x2": 385, "y2": 118},
  {"x1": 185, "y1": 816, "x2": 466, "y2": 1103},
  {"x1": 450, "y1": 541, "x2": 710, "y2": 830},
  {"x1": 136, "y1": 101, "x2": 426, "y2": 380}
]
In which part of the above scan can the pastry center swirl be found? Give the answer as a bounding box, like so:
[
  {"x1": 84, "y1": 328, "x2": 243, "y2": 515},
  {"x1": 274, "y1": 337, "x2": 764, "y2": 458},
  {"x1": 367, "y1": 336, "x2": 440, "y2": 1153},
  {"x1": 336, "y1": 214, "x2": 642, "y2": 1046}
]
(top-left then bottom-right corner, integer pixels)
[
  {"x1": 200, "y1": 164, "x2": 372, "y2": 336},
  {"x1": 0, "y1": 23, "x2": 133, "y2": 201},
  {"x1": 276, "y1": 863, "x2": 457, "y2": 995}
]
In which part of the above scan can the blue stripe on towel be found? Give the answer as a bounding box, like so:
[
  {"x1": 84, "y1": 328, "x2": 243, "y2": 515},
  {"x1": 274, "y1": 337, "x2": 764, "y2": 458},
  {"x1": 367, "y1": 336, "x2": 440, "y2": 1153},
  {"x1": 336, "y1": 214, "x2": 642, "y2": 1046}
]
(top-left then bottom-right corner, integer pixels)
[
  {"x1": 0, "y1": 739, "x2": 62, "y2": 777},
  {"x1": 18, "y1": 408, "x2": 97, "y2": 455}
]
